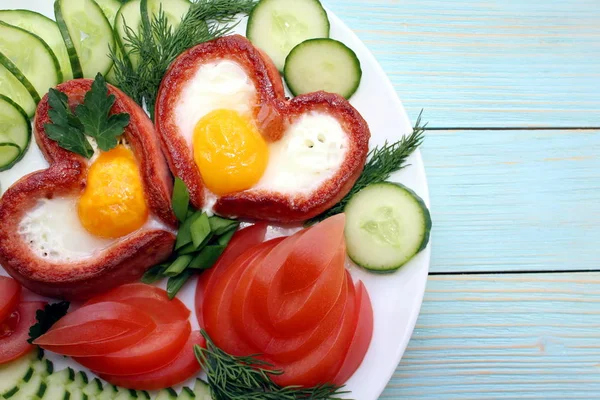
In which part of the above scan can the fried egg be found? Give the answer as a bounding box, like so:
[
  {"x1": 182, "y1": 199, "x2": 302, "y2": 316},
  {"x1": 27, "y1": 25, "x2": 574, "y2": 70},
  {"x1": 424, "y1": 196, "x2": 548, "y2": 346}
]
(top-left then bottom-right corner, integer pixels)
[
  {"x1": 174, "y1": 59, "x2": 349, "y2": 212},
  {"x1": 18, "y1": 143, "x2": 167, "y2": 261}
]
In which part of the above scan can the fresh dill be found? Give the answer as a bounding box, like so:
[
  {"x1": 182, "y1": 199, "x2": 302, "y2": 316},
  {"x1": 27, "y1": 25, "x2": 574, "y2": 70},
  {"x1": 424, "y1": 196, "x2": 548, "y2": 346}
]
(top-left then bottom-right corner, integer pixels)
[
  {"x1": 194, "y1": 331, "x2": 351, "y2": 400},
  {"x1": 307, "y1": 111, "x2": 427, "y2": 225},
  {"x1": 111, "y1": 0, "x2": 257, "y2": 118}
]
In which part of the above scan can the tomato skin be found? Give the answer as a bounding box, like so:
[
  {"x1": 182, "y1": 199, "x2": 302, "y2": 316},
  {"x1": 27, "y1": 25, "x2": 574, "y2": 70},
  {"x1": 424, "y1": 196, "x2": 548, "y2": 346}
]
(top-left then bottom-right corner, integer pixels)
[
  {"x1": 100, "y1": 330, "x2": 205, "y2": 390},
  {"x1": 196, "y1": 223, "x2": 267, "y2": 328},
  {"x1": 84, "y1": 284, "x2": 190, "y2": 324},
  {"x1": 0, "y1": 277, "x2": 21, "y2": 324},
  {"x1": 75, "y1": 320, "x2": 191, "y2": 375},
  {"x1": 333, "y1": 280, "x2": 374, "y2": 385},
  {"x1": 35, "y1": 302, "x2": 156, "y2": 356},
  {"x1": 0, "y1": 301, "x2": 46, "y2": 364}
]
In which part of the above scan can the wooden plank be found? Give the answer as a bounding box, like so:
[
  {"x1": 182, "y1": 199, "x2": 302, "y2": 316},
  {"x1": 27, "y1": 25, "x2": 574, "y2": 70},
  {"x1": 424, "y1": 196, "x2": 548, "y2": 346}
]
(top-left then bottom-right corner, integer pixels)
[
  {"x1": 382, "y1": 273, "x2": 600, "y2": 399},
  {"x1": 326, "y1": 0, "x2": 600, "y2": 127},
  {"x1": 422, "y1": 129, "x2": 600, "y2": 273}
]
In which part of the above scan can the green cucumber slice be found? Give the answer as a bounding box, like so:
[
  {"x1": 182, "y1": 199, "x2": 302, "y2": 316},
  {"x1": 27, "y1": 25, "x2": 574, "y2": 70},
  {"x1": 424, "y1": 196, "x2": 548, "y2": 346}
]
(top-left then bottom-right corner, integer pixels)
[
  {"x1": 0, "y1": 351, "x2": 40, "y2": 398},
  {"x1": 177, "y1": 387, "x2": 195, "y2": 399},
  {"x1": 284, "y1": 38, "x2": 362, "y2": 99},
  {"x1": 155, "y1": 388, "x2": 177, "y2": 400},
  {"x1": 345, "y1": 182, "x2": 431, "y2": 272},
  {"x1": 115, "y1": 0, "x2": 142, "y2": 68},
  {"x1": 68, "y1": 387, "x2": 89, "y2": 400},
  {"x1": 0, "y1": 94, "x2": 31, "y2": 171},
  {"x1": 8, "y1": 374, "x2": 45, "y2": 400},
  {"x1": 83, "y1": 378, "x2": 104, "y2": 397},
  {"x1": 146, "y1": 0, "x2": 191, "y2": 28},
  {"x1": 46, "y1": 368, "x2": 76, "y2": 385},
  {"x1": 0, "y1": 10, "x2": 71, "y2": 81},
  {"x1": 247, "y1": 0, "x2": 330, "y2": 71},
  {"x1": 95, "y1": 0, "x2": 124, "y2": 26},
  {"x1": 40, "y1": 380, "x2": 69, "y2": 400},
  {"x1": 95, "y1": 384, "x2": 118, "y2": 400},
  {"x1": 55, "y1": 0, "x2": 115, "y2": 79},
  {"x1": 192, "y1": 379, "x2": 211, "y2": 400},
  {"x1": 0, "y1": 63, "x2": 36, "y2": 117}
]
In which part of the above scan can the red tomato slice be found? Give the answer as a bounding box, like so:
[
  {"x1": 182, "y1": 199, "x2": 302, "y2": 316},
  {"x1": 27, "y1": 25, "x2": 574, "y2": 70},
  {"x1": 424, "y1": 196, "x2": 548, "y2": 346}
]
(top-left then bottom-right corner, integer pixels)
[
  {"x1": 75, "y1": 320, "x2": 191, "y2": 375},
  {"x1": 271, "y1": 273, "x2": 356, "y2": 388},
  {"x1": 333, "y1": 280, "x2": 374, "y2": 385},
  {"x1": 269, "y1": 241, "x2": 346, "y2": 335},
  {"x1": 263, "y1": 275, "x2": 348, "y2": 363},
  {"x1": 35, "y1": 302, "x2": 156, "y2": 356},
  {"x1": 85, "y1": 284, "x2": 190, "y2": 324},
  {"x1": 100, "y1": 330, "x2": 205, "y2": 390},
  {"x1": 0, "y1": 277, "x2": 21, "y2": 324},
  {"x1": 196, "y1": 223, "x2": 267, "y2": 327},
  {"x1": 203, "y1": 239, "x2": 282, "y2": 356},
  {"x1": 0, "y1": 301, "x2": 46, "y2": 364}
]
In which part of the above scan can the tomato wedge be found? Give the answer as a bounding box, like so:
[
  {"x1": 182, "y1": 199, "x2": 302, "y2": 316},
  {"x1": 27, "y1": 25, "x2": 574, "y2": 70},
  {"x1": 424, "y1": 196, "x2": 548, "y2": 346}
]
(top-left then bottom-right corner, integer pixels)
[
  {"x1": 0, "y1": 276, "x2": 21, "y2": 324},
  {"x1": 100, "y1": 331, "x2": 205, "y2": 390},
  {"x1": 84, "y1": 284, "x2": 190, "y2": 324},
  {"x1": 75, "y1": 320, "x2": 191, "y2": 375},
  {"x1": 0, "y1": 301, "x2": 46, "y2": 364},
  {"x1": 333, "y1": 281, "x2": 374, "y2": 385},
  {"x1": 196, "y1": 223, "x2": 267, "y2": 327},
  {"x1": 35, "y1": 302, "x2": 156, "y2": 356},
  {"x1": 271, "y1": 274, "x2": 357, "y2": 388}
]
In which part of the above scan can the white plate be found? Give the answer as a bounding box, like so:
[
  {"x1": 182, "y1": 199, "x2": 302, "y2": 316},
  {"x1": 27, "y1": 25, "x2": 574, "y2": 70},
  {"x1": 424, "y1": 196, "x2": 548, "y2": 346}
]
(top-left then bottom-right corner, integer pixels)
[{"x1": 0, "y1": 1, "x2": 431, "y2": 399}]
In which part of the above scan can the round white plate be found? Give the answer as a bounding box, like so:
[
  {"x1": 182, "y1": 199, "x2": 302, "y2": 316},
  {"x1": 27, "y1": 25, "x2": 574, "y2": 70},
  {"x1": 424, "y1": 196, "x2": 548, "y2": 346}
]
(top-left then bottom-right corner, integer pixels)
[{"x1": 0, "y1": 1, "x2": 431, "y2": 399}]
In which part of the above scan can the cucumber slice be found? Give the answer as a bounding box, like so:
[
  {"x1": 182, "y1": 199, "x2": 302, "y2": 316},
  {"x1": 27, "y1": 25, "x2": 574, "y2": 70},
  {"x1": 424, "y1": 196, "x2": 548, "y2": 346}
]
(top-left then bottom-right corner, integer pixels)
[
  {"x1": 0, "y1": 351, "x2": 39, "y2": 398},
  {"x1": 95, "y1": 0, "x2": 124, "y2": 26},
  {"x1": 95, "y1": 384, "x2": 118, "y2": 400},
  {"x1": 115, "y1": 0, "x2": 142, "y2": 68},
  {"x1": 0, "y1": 10, "x2": 72, "y2": 81},
  {"x1": 40, "y1": 380, "x2": 69, "y2": 400},
  {"x1": 155, "y1": 388, "x2": 177, "y2": 400},
  {"x1": 46, "y1": 368, "x2": 75, "y2": 385},
  {"x1": 55, "y1": 0, "x2": 115, "y2": 79},
  {"x1": 68, "y1": 387, "x2": 89, "y2": 400},
  {"x1": 0, "y1": 63, "x2": 36, "y2": 117},
  {"x1": 178, "y1": 387, "x2": 195, "y2": 399},
  {"x1": 344, "y1": 182, "x2": 432, "y2": 272},
  {"x1": 9, "y1": 374, "x2": 45, "y2": 400},
  {"x1": 284, "y1": 38, "x2": 362, "y2": 99},
  {"x1": 83, "y1": 378, "x2": 104, "y2": 397},
  {"x1": 0, "y1": 94, "x2": 31, "y2": 171},
  {"x1": 247, "y1": 0, "x2": 330, "y2": 71},
  {"x1": 192, "y1": 379, "x2": 211, "y2": 400},
  {"x1": 146, "y1": 0, "x2": 190, "y2": 28},
  {"x1": 114, "y1": 387, "x2": 141, "y2": 400}
]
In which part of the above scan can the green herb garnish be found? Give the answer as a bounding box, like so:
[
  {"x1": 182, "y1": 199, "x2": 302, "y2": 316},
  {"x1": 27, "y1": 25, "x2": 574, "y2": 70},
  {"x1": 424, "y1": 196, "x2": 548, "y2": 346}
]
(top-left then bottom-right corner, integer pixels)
[
  {"x1": 111, "y1": 0, "x2": 257, "y2": 118},
  {"x1": 45, "y1": 73, "x2": 130, "y2": 158},
  {"x1": 195, "y1": 331, "x2": 350, "y2": 399},
  {"x1": 28, "y1": 301, "x2": 70, "y2": 344},
  {"x1": 307, "y1": 111, "x2": 427, "y2": 225},
  {"x1": 172, "y1": 177, "x2": 190, "y2": 223}
]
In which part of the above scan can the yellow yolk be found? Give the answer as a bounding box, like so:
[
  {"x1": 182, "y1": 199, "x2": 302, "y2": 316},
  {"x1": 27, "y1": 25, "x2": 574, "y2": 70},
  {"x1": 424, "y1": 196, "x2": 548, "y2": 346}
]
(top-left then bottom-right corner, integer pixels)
[
  {"x1": 193, "y1": 109, "x2": 268, "y2": 196},
  {"x1": 78, "y1": 146, "x2": 149, "y2": 239}
]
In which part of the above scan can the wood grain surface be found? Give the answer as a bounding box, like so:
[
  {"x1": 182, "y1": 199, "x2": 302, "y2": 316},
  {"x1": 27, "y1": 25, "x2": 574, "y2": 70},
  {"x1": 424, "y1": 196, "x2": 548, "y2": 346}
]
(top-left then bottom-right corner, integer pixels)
[
  {"x1": 324, "y1": 0, "x2": 600, "y2": 398},
  {"x1": 326, "y1": 0, "x2": 600, "y2": 128}
]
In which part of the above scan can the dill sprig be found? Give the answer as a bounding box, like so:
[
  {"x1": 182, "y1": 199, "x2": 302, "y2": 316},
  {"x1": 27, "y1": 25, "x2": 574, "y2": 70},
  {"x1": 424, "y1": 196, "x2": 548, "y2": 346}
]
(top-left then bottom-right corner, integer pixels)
[
  {"x1": 194, "y1": 331, "x2": 351, "y2": 399},
  {"x1": 111, "y1": 0, "x2": 257, "y2": 118},
  {"x1": 307, "y1": 111, "x2": 427, "y2": 225}
]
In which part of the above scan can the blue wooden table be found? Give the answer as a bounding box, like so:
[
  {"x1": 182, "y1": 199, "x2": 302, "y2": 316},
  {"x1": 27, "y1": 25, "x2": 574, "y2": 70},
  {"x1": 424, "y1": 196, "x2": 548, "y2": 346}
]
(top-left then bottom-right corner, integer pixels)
[{"x1": 325, "y1": 0, "x2": 600, "y2": 398}]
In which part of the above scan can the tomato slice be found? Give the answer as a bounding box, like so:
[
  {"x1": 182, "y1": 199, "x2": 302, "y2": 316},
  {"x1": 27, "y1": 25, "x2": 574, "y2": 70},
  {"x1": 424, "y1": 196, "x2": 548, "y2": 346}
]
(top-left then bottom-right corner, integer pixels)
[
  {"x1": 0, "y1": 277, "x2": 21, "y2": 324},
  {"x1": 196, "y1": 223, "x2": 267, "y2": 328},
  {"x1": 0, "y1": 301, "x2": 46, "y2": 364},
  {"x1": 84, "y1": 284, "x2": 190, "y2": 324},
  {"x1": 75, "y1": 320, "x2": 191, "y2": 375},
  {"x1": 203, "y1": 240, "x2": 282, "y2": 357},
  {"x1": 35, "y1": 302, "x2": 156, "y2": 356},
  {"x1": 271, "y1": 274, "x2": 357, "y2": 388},
  {"x1": 100, "y1": 330, "x2": 205, "y2": 390},
  {"x1": 333, "y1": 280, "x2": 374, "y2": 385}
]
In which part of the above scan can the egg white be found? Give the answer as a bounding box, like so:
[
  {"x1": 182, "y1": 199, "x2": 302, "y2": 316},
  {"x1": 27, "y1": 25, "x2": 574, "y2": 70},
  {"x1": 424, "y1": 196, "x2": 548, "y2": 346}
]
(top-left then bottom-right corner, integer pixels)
[
  {"x1": 19, "y1": 197, "x2": 169, "y2": 262},
  {"x1": 173, "y1": 60, "x2": 349, "y2": 212}
]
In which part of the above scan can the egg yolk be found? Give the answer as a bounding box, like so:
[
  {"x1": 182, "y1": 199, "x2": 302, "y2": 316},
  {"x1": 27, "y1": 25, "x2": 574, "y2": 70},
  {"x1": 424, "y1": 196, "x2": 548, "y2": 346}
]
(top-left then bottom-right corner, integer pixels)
[
  {"x1": 78, "y1": 146, "x2": 149, "y2": 239},
  {"x1": 193, "y1": 109, "x2": 268, "y2": 196}
]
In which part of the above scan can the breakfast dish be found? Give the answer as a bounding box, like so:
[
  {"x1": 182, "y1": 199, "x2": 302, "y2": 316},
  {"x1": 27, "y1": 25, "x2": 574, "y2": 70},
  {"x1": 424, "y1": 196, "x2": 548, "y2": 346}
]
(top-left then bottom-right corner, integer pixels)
[{"x1": 0, "y1": 0, "x2": 431, "y2": 399}]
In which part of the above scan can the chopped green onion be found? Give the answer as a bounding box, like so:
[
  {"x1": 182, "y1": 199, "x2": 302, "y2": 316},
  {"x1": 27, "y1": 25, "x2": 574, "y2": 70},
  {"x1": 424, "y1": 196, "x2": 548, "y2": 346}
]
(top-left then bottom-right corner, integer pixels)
[
  {"x1": 164, "y1": 255, "x2": 194, "y2": 277},
  {"x1": 177, "y1": 242, "x2": 198, "y2": 255},
  {"x1": 191, "y1": 213, "x2": 211, "y2": 248},
  {"x1": 175, "y1": 211, "x2": 202, "y2": 250},
  {"x1": 172, "y1": 177, "x2": 190, "y2": 223},
  {"x1": 167, "y1": 269, "x2": 193, "y2": 299},
  {"x1": 141, "y1": 264, "x2": 167, "y2": 284},
  {"x1": 208, "y1": 216, "x2": 239, "y2": 236},
  {"x1": 217, "y1": 228, "x2": 237, "y2": 246},
  {"x1": 189, "y1": 245, "x2": 226, "y2": 270}
]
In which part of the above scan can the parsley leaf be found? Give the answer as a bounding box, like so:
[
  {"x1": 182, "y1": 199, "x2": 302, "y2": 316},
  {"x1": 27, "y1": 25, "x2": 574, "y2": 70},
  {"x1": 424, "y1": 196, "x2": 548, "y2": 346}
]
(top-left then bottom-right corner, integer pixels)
[
  {"x1": 75, "y1": 73, "x2": 130, "y2": 151},
  {"x1": 45, "y1": 89, "x2": 93, "y2": 158},
  {"x1": 28, "y1": 301, "x2": 70, "y2": 344}
]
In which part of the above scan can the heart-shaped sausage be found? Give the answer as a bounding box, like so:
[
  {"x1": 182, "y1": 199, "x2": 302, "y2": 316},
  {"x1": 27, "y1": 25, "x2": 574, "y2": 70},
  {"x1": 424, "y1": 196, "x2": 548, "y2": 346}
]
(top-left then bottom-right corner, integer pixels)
[
  {"x1": 0, "y1": 80, "x2": 176, "y2": 300},
  {"x1": 155, "y1": 35, "x2": 370, "y2": 222}
]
